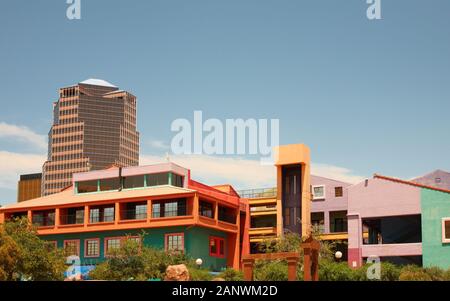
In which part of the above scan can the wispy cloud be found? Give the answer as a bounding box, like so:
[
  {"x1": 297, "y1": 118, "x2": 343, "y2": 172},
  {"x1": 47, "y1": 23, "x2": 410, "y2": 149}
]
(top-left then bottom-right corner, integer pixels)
[
  {"x1": 147, "y1": 139, "x2": 170, "y2": 151},
  {"x1": 0, "y1": 151, "x2": 45, "y2": 189},
  {"x1": 141, "y1": 154, "x2": 365, "y2": 190},
  {"x1": 311, "y1": 163, "x2": 365, "y2": 184},
  {"x1": 0, "y1": 122, "x2": 47, "y2": 150}
]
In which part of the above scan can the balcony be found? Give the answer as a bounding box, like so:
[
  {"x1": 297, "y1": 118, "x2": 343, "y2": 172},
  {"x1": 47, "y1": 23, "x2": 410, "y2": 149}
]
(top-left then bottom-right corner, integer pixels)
[
  {"x1": 32, "y1": 211, "x2": 55, "y2": 228},
  {"x1": 151, "y1": 198, "x2": 188, "y2": 219},
  {"x1": 60, "y1": 214, "x2": 84, "y2": 226},
  {"x1": 60, "y1": 207, "x2": 84, "y2": 226},
  {"x1": 120, "y1": 202, "x2": 147, "y2": 221},
  {"x1": 238, "y1": 187, "x2": 277, "y2": 199},
  {"x1": 89, "y1": 206, "x2": 115, "y2": 224}
]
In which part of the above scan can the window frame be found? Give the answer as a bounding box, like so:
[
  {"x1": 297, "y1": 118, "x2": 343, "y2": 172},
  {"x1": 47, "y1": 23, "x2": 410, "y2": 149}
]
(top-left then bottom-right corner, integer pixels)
[
  {"x1": 165, "y1": 233, "x2": 185, "y2": 254},
  {"x1": 335, "y1": 186, "x2": 344, "y2": 198},
  {"x1": 442, "y1": 218, "x2": 450, "y2": 243},
  {"x1": 63, "y1": 239, "x2": 80, "y2": 257},
  {"x1": 312, "y1": 185, "x2": 326, "y2": 200},
  {"x1": 84, "y1": 238, "x2": 100, "y2": 258},
  {"x1": 209, "y1": 236, "x2": 226, "y2": 258},
  {"x1": 104, "y1": 237, "x2": 123, "y2": 257}
]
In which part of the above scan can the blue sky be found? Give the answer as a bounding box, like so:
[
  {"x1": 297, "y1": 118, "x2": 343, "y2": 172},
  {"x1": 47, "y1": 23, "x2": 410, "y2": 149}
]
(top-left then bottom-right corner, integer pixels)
[{"x1": 0, "y1": 0, "x2": 449, "y2": 205}]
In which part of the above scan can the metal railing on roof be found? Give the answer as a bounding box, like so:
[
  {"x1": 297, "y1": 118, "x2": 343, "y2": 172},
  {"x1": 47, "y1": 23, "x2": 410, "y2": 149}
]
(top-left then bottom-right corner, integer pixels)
[{"x1": 237, "y1": 187, "x2": 277, "y2": 199}]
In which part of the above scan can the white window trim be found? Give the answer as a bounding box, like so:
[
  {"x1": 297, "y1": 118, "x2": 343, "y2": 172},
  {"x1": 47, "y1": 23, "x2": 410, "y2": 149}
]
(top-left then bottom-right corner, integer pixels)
[
  {"x1": 312, "y1": 185, "x2": 326, "y2": 200},
  {"x1": 442, "y1": 218, "x2": 450, "y2": 243}
]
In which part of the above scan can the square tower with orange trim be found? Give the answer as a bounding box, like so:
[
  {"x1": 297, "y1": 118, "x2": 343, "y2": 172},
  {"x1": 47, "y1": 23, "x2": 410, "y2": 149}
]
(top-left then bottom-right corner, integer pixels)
[{"x1": 274, "y1": 144, "x2": 311, "y2": 238}]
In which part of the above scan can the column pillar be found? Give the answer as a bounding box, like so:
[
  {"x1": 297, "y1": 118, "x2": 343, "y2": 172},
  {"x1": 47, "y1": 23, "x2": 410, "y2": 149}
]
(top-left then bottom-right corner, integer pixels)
[
  {"x1": 84, "y1": 205, "x2": 89, "y2": 227},
  {"x1": 242, "y1": 258, "x2": 255, "y2": 281},
  {"x1": 287, "y1": 257, "x2": 298, "y2": 281}
]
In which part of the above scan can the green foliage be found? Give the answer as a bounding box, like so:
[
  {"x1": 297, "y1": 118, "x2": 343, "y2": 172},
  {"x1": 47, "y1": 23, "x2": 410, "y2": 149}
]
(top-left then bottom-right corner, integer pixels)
[
  {"x1": 254, "y1": 260, "x2": 289, "y2": 281},
  {"x1": 188, "y1": 267, "x2": 214, "y2": 281},
  {"x1": 319, "y1": 260, "x2": 356, "y2": 281},
  {"x1": 398, "y1": 265, "x2": 433, "y2": 281},
  {"x1": 89, "y1": 236, "x2": 188, "y2": 281},
  {"x1": 0, "y1": 217, "x2": 66, "y2": 281},
  {"x1": 218, "y1": 268, "x2": 244, "y2": 281}
]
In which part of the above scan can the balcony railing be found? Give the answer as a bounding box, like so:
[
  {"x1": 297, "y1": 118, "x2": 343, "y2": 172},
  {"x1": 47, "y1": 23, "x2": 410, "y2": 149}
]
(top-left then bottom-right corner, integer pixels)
[
  {"x1": 250, "y1": 205, "x2": 277, "y2": 212},
  {"x1": 218, "y1": 213, "x2": 236, "y2": 224},
  {"x1": 121, "y1": 209, "x2": 147, "y2": 221},
  {"x1": 32, "y1": 216, "x2": 55, "y2": 227},
  {"x1": 238, "y1": 188, "x2": 277, "y2": 199},
  {"x1": 60, "y1": 214, "x2": 84, "y2": 225}
]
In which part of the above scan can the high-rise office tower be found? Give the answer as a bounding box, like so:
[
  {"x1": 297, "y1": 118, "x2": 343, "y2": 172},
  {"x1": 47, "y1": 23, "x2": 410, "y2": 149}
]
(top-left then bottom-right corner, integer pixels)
[
  {"x1": 17, "y1": 173, "x2": 42, "y2": 202},
  {"x1": 42, "y1": 79, "x2": 139, "y2": 196}
]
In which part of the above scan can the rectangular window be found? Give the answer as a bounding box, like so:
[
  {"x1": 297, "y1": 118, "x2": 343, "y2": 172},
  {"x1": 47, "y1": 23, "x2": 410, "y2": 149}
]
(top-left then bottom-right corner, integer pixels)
[
  {"x1": 90, "y1": 206, "x2": 115, "y2": 223},
  {"x1": 209, "y1": 236, "x2": 225, "y2": 258},
  {"x1": 312, "y1": 185, "x2": 325, "y2": 200},
  {"x1": 105, "y1": 238, "x2": 122, "y2": 256},
  {"x1": 335, "y1": 186, "x2": 343, "y2": 198},
  {"x1": 173, "y1": 174, "x2": 184, "y2": 188},
  {"x1": 165, "y1": 233, "x2": 184, "y2": 253},
  {"x1": 152, "y1": 203, "x2": 161, "y2": 218},
  {"x1": 64, "y1": 240, "x2": 80, "y2": 256},
  {"x1": 99, "y1": 178, "x2": 121, "y2": 192},
  {"x1": 85, "y1": 239, "x2": 100, "y2": 258},
  {"x1": 152, "y1": 199, "x2": 187, "y2": 218},
  {"x1": 77, "y1": 180, "x2": 98, "y2": 193},
  {"x1": 90, "y1": 208, "x2": 100, "y2": 223},
  {"x1": 199, "y1": 201, "x2": 214, "y2": 218},
  {"x1": 443, "y1": 218, "x2": 450, "y2": 243},
  {"x1": 164, "y1": 202, "x2": 178, "y2": 217},
  {"x1": 147, "y1": 173, "x2": 169, "y2": 187},
  {"x1": 123, "y1": 175, "x2": 145, "y2": 189}
]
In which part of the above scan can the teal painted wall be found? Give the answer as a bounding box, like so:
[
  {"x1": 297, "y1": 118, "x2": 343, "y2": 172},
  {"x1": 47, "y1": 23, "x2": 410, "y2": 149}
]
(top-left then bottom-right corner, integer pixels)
[
  {"x1": 185, "y1": 227, "x2": 228, "y2": 271},
  {"x1": 420, "y1": 188, "x2": 450, "y2": 269},
  {"x1": 41, "y1": 226, "x2": 228, "y2": 271}
]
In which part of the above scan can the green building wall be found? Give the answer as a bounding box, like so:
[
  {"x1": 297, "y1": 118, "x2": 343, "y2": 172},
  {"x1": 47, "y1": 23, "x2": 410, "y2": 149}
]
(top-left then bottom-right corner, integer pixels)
[
  {"x1": 41, "y1": 226, "x2": 228, "y2": 271},
  {"x1": 420, "y1": 188, "x2": 450, "y2": 269}
]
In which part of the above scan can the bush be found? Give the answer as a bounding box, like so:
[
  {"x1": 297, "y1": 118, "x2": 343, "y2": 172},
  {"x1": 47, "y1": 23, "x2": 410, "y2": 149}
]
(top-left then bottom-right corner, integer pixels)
[
  {"x1": 218, "y1": 268, "x2": 243, "y2": 281},
  {"x1": 319, "y1": 260, "x2": 356, "y2": 281},
  {"x1": 399, "y1": 265, "x2": 433, "y2": 281},
  {"x1": 254, "y1": 260, "x2": 288, "y2": 281},
  {"x1": 89, "y1": 237, "x2": 188, "y2": 281},
  {"x1": 188, "y1": 267, "x2": 214, "y2": 281},
  {"x1": 0, "y1": 218, "x2": 66, "y2": 281}
]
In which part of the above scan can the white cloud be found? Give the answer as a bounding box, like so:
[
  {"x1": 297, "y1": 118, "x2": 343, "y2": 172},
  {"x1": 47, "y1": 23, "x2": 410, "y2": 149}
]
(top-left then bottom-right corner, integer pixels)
[
  {"x1": 141, "y1": 154, "x2": 365, "y2": 190},
  {"x1": 0, "y1": 122, "x2": 47, "y2": 150},
  {"x1": 0, "y1": 151, "x2": 45, "y2": 190},
  {"x1": 311, "y1": 163, "x2": 365, "y2": 184},
  {"x1": 147, "y1": 139, "x2": 170, "y2": 151}
]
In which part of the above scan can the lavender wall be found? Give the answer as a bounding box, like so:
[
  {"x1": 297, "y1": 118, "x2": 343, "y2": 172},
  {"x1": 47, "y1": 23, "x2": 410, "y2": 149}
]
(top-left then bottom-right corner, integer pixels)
[
  {"x1": 347, "y1": 178, "x2": 421, "y2": 267},
  {"x1": 311, "y1": 175, "x2": 351, "y2": 234}
]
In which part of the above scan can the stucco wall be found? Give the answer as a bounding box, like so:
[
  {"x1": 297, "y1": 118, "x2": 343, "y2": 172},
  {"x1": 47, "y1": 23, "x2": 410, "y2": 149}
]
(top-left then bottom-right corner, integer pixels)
[
  {"x1": 421, "y1": 188, "x2": 450, "y2": 269},
  {"x1": 310, "y1": 175, "x2": 350, "y2": 234},
  {"x1": 42, "y1": 226, "x2": 229, "y2": 271},
  {"x1": 347, "y1": 178, "x2": 421, "y2": 267}
]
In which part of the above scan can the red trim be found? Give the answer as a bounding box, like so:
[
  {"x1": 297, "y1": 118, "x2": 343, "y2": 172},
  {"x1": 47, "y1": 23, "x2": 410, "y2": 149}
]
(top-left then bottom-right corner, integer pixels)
[
  {"x1": 209, "y1": 236, "x2": 225, "y2": 258},
  {"x1": 63, "y1": 239, "x2": 80, "y2": 257},
  {"x1": 374, "y1": 174, "x2": 450, "y2": 194},
  {"x1": 165, "y1": 233, "x2": 185, "y2": 253},
  {"x1": 84, "y1": 238, "x2": 100, "y2": 258},
  {"x1": 104, "y1": 236, "x2": 123, "y2": 257}
]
